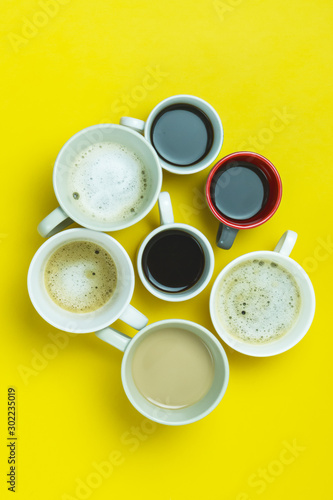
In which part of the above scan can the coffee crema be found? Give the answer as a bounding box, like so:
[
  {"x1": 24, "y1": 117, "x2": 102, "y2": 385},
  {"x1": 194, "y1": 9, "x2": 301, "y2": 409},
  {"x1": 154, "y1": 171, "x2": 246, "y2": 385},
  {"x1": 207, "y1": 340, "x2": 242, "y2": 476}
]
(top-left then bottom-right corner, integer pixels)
[
  {"x1": 44, "y1": 241, "x2": 117, "y2": 313},
  {"x1": 68, "y1": 142, "x2": 150, "y2": 224},
  {"x1": 216, "y1": 259, "x2": 301, "y2": 344},
  {"x1": 132, "y1": 328, "x2": 215, "y2": 409}
]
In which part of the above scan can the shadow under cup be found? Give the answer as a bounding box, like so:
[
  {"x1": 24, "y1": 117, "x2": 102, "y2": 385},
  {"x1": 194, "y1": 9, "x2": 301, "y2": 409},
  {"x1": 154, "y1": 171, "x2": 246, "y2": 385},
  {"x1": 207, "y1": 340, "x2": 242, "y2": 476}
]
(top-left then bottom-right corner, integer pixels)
[{"x1": 121, "y1": 320, "x2": 229, "y2": 425}]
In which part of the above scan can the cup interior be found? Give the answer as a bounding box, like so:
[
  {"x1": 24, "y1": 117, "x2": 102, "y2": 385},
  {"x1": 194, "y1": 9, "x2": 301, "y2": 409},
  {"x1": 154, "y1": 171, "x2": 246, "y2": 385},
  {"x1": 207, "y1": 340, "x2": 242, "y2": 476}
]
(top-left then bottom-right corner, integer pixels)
[
  {"x1": 206, "y1": 152, "x2": 282, "y2": 228},
  {"x1": 27, "y1": 229, "x2": 134, "y2": 333},
  {"x1": 137, "y1": 223, "x2": 214, "y2": 302},
  {"x1": 145, "y1": 95, "x2": 223, "y2": 174},
  {"x1": 53, "y1": 124, "x2": 162, "y2": 231},
  {"x1": 210, "y1": 251, "x2": 315, "y2": 356},
  {"x1": 121, "y1": 319, "x2": 229, "y2": 425}
]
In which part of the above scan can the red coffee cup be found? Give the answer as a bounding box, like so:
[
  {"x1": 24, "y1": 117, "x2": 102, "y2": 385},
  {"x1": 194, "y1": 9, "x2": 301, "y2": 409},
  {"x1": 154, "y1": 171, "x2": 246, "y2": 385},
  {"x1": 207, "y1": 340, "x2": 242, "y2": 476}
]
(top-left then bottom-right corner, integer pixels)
[{"x1": 205, "y1": 152, "x2": 282, "y2": 249}]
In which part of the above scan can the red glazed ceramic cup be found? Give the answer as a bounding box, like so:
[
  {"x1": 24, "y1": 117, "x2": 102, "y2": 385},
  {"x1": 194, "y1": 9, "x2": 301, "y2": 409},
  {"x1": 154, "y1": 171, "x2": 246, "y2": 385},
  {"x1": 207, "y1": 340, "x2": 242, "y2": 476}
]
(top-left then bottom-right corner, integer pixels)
[{"x1": 205, "y1": 152, "x2": 282, "y2": 249}]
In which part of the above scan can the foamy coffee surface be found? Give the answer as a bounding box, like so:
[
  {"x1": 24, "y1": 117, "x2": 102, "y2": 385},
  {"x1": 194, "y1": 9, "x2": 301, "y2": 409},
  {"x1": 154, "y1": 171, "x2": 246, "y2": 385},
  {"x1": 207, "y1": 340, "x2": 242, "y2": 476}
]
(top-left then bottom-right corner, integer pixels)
[
  {"x1": 44, "y1": 241, "x2": 117, "y2": 313},
  {"x1": 216, "y1": 259, "x2": 301, "y2": 344},
  {"x1": 68, "y1": 142, "x2": 150, "y2": 223}
]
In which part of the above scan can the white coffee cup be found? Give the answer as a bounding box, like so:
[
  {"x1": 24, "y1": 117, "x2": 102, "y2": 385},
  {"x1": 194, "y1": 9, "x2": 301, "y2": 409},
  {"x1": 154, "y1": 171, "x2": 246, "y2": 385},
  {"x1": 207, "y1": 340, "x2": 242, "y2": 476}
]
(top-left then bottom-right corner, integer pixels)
[
  {"x1": 28, "y1": 228, "x2": 148, "y2": 333},
  {"x1": 95, "y1": 319, "x2": 229, "y2": 425},
  {"x1": 120, "y1": 94, "x2": 223, "y2": 175},
  {"x1": 38, "y1": 124, "x2": 162, "y2": 238},
  {"x1": 210, "y1": 231, "x2": 316, "y2": 357},
  {"x1": 137, "y1": 192, "x2": 215, "y2": 301}
]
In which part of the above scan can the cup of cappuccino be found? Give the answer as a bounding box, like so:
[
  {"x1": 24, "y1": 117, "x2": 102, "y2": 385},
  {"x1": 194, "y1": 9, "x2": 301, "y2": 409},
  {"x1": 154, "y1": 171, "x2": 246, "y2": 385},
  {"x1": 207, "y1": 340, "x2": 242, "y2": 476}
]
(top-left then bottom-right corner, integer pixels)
[
  {"x1": 95, "y1": 319, "x2": 229, "y2": 425},
  {"x1": 28, "y1": 229, "x2": 148, "y2": 333},
  {"x1": 137, "y1": 192, "x2": 214, "y2": 301},
  {"x1": 38, "y1": 124, "x2": 162, "y2": 238},
  {"x1": 120, "y1": 94, "x2": 223, "y2": 175},
  {"x1": 209, "y1": 231, "x2": 315, "y2": 356}
]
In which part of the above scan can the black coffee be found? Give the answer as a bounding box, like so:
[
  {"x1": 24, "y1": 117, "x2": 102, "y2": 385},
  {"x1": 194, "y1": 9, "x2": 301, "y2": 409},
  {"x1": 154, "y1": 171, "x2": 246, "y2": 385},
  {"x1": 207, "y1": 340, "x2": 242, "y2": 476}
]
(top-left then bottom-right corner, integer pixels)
[
  {"x1": 150, "y1": 104, "x2": 214, "y2": 166},
  {"x1": 210, "y1": 161, "x2": 270, "y2": 220},
  {"x1": 142, "y1": 230, "x2": 205, "y2": 293}
]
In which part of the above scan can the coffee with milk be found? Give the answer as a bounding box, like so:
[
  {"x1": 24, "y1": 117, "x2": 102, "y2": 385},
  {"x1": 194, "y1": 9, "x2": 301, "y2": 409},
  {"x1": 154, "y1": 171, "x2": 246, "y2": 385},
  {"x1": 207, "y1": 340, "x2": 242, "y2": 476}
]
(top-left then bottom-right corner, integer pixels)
[
  {"x1": 215, "y1": 258, "x2": 301, "y2": 344},
  {"x1": 132, "y1": 327, "x2": 215, "y2": 409},
  {"x1": 68, "y1": 142, "x2": 150, "y2": 225},
  {"x1": 44, "y1": 240, "x2": 117, "y2": 313}
]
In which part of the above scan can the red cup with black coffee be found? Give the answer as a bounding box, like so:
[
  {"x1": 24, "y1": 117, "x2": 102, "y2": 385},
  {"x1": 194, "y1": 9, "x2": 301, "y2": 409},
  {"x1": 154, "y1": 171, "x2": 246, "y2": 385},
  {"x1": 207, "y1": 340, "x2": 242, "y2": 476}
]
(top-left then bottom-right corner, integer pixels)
[{"x1": 205, "y1": 152, "x2": 282, "y2": 249}]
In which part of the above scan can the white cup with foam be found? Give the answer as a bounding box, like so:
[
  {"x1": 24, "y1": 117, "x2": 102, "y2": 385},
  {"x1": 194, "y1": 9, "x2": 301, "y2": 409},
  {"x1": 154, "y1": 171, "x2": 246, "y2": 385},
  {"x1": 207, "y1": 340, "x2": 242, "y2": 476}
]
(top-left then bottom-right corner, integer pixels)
[
  {"x1": 28, "y1": 228, "x2": 148, "y2": 333},
  {"x1": 209, "y1": 231, "x2": 316, "y2": 357},
  {"x1": 37, "y1": 124, "x2": 162, "y2": 238}
]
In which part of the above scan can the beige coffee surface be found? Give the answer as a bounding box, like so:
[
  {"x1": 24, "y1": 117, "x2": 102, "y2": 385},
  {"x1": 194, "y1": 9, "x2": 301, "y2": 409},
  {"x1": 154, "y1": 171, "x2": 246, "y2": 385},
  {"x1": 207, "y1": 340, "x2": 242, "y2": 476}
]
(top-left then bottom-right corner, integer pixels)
[
  {"x1": 132, "y1": 328, "x2": 215, "y2": 409},
  {"x1": 68, "y1": 142, "x2": 150, "y2": 223},
  {"x1": 216, "y1": 259, "x2": 301, "y2": 344},
  {"x1": 44, "y1": 241, "x2": 117, "y2": 313}
]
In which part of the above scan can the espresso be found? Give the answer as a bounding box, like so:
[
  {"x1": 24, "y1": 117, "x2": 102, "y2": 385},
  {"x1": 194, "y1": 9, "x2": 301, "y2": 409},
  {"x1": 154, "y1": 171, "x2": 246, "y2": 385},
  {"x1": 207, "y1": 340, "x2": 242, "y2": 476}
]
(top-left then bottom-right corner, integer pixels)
[
  {"x1": 142, "y1": 229, "x2": 205, "y2": 293},
  {"x1": 68, "y1": 142, "x2": 150, "y2": 223},
  {"x1": 150, "y1": 104, "x2": 213, "y2": 166},
  {"x1": 210, "y1": 161, "x2": 270, "y2": 220},
  {"x1": 216, "y1": 259, "x2": 301, "y2": 344},
  {"x1": 44, "y1": 241, "x2": 117, "y2": 313},
  {"x1": 132, "y1": 328, "x2": 215, "y2": 409}
]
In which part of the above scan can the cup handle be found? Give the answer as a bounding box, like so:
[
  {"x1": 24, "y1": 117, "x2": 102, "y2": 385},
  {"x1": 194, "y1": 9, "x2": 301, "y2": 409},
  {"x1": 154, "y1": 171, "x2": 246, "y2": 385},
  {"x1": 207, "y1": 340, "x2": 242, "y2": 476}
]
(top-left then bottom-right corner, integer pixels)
[
  {"x1": 158, "y1": 192, "x2": 174, "y2": 225},
  {"x1": 273, "y1": 230, "x2": 298, "y2": 257},
  {"x1": 119, "y1": 304, "x2": 148, "y2": 330},
  {"x1": 216, "y1": 223, "x2": 238, "y2": 249},
  {"x1": 37, "y1": 207, "x2": 73, "y2": 238},
  {"x1": 120, "y1": 117, "x2": 145, "y2": 134},
  {"x1": 95, "y1": 328, "x2": 132, "y2": 352}
]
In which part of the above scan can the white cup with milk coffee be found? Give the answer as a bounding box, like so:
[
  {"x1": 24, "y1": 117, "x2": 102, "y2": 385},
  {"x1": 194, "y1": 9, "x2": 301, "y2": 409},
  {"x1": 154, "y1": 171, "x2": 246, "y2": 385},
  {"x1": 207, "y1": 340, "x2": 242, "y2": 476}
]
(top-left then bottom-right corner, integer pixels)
[
  {"x1": 96, "y1": 319, "x2": 229, "y2": 425},
  {"x1": 210, "y1": 231, "x2": 315, "y2": 356},
  {"x1": 37, "y1": 124, "x2": 162, "y2": 238},
  {"x1": 28, "y1": 228, "x2": 148, "y2": 333}
]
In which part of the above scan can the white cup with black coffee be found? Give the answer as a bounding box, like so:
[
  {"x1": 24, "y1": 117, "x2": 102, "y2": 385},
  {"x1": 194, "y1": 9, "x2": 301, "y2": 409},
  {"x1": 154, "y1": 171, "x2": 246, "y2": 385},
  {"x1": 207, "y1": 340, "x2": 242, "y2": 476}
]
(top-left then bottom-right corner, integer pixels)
[
  {"x1": 210, "y1": 231, "x2": 316, "y2": 356},
  {"x1": 28, "y1": 228, "x2": 148, "y2": 333},
  {"x1": 137, "y1": 192, "x2": 215, "y2": 301},
  {"x1": 38, "y1": 124, "x2": 162, "y2": 238},
  {"x1": 120, "y1": 94, "x2": 223, "y2": 175}
]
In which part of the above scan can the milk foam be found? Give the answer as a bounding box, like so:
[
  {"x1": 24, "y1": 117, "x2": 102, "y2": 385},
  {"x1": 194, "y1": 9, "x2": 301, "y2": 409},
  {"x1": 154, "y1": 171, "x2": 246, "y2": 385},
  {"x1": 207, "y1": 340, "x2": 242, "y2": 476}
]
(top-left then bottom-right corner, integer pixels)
[
  {"x1": 216, "y1": 259, "x2": 301, "y2": 344},
  {"x1": 44, "y1": 241, "x2": 117, "y2": 313},
  {"x1": 68, "y1": 142, "x2": 150, "y2": 223}
]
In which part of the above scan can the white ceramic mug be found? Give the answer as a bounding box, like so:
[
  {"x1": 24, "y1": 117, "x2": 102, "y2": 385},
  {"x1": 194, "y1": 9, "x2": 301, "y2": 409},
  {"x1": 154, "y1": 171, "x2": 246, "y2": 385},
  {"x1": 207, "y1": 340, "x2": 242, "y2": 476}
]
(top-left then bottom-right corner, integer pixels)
[
  {"x1": 96, "y1": 319, "x2": 229, "y2": 425},
  {"x1": 137, "y1": 192, "x2": 215, "y2": 301},
  {"x1": 38, "y1": 124, "x2": 162, "y2": 238},
  {"x1": 210, "y1": 231, "x2": 316, "y2": 356},
  {"x1": 120, "y1": 94, "x2": 224, "y2": 175},
  {"x1": 28, "y1": 229, "x2": 148, "y2": 333}
]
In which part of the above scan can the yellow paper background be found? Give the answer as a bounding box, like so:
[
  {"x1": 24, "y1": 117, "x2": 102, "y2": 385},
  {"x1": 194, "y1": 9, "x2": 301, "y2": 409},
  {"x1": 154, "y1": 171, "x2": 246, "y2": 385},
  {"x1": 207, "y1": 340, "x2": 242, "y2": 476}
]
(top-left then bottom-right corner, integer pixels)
[{"x1": 1, "y1": 0, "x2": 332, "y2": 498}]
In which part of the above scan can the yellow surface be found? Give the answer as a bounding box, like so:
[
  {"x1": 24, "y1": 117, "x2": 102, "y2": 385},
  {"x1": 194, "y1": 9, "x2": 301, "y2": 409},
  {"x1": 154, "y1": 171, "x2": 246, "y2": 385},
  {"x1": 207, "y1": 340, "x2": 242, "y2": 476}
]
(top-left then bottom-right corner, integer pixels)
[{"x1": 1, "y1": 0, "x2": 332, "y2": 498}]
